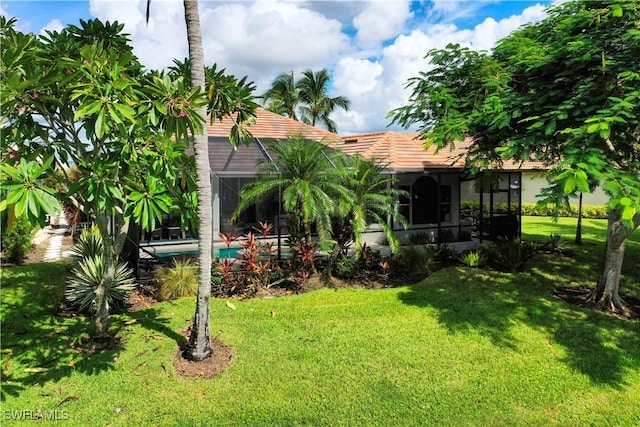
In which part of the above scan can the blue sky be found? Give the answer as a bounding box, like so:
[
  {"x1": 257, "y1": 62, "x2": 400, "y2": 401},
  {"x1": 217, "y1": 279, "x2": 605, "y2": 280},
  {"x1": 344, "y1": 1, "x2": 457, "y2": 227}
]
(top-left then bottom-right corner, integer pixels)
[{"x1": 2, "y1": 0, "x2": 554, "y2": 133}]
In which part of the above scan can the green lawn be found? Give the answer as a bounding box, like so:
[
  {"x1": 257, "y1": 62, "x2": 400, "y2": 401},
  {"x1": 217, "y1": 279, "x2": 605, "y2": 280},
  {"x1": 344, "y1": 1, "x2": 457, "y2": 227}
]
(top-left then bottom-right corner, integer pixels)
[{"x1": 1, "y1": 217, "x2": 639, "y2": 426}]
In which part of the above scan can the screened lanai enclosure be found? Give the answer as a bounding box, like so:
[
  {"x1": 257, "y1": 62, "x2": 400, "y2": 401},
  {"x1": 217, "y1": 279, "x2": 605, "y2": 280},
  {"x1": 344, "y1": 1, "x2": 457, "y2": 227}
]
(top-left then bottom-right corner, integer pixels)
[{"x1": 124, "y1": 108, "x2": 524, "y2": 278}]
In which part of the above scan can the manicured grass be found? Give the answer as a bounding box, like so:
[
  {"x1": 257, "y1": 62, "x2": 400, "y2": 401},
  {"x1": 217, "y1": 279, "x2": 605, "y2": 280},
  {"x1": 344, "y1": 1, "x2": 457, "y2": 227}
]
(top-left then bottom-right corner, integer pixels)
[
  {"x1": 1, "y1": 217, "x2": 639, "y2": 426},
  {"x1": 521, "y1": 216, "x2": 640, "y2": 300}
]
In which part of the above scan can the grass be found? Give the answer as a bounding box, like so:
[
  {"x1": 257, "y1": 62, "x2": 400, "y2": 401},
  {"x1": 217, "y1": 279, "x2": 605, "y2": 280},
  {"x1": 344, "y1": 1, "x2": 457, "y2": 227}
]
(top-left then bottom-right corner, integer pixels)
[{"x1": 1, "y1": 217, "x2": 639, "y2": 426}]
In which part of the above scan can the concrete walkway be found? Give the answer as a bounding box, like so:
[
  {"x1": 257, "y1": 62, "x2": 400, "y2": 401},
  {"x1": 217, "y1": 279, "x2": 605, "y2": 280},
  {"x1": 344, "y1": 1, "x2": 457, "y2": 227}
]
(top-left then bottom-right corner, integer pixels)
[{"x1": 32, "y1": 211, "x2": 69, "y2": 262}]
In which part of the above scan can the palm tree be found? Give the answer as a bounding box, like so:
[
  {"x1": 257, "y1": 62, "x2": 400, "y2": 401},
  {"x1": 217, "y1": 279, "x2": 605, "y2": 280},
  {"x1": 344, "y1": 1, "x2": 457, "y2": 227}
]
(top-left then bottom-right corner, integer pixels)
[
  {"x1": 261, "y1": 71, "x2": 298, "y2": 120},
  {"x1": 181, "y1": 0, "x2": 213, "y2": 362},
  {"x1": 148, "y1": 0, "x2": 256, "y2": 361},
  {"x1": 232, "y1": 135, "x2": 350, "y2": 245},
  {"x1": 337, "y1": 155, "x2": 409, "y2": 256},
  {"x1": 261, "y1": 69, "x2": 351, "y2": 133},
  {"x1": 296, "y1": 69, "x2": 350, "y2": 133}
]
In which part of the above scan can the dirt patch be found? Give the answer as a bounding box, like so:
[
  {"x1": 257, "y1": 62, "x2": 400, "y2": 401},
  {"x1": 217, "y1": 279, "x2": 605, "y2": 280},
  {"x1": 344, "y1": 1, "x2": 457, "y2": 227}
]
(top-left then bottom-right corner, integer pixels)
[
  {"x1": 126, "y1": 283, "x2": 160, "y2": 311},
  {"x1": 553, "y1": 287, "x2": 640, "y2": 320},
  {"x1": 173, "y1": 338, "x2": 234, "y2": 380},
  {"x1": 74, "y1": 335, "x2": 124, "y2": 354}
]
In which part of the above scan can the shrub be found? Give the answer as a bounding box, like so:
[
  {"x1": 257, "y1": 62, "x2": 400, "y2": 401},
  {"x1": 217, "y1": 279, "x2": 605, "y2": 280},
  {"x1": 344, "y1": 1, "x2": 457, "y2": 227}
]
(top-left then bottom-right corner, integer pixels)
[
  {"x1": 68, "y1": 225, "x2": 103, "y2": 262},
  {"x1": 460, "y1": 201, "x2": 607, "y2": 221},
  {"x1": 424, "y1": 243, "x2": 457, "y2": 264},
  {"x1": 333, "y1": 254, "x2": 357, "y2": 279},
  {"x1": 2, "y1": 220, "x2": 34, "y2": 265},
  {"x1": 539, "y1": 233, "x2": 570, "y2": 254},
  {"x1": 65, "y1": 255, "x2": 135, "y2": 314},
  {"x1": 389, "y1": 245, "x2": 435, "y2": 276},
  {"x1": 65, "y1": 227, "x2": 134, "y2": 313},
  {"x1": 459, "y1": 250, "x2": 487, "y2": 268},
  {"x1": 487, "y1": 238, "x2": 535, "y2": 273},
  {"x1": 155, "y1": 257, "x2": 199, "y2": 300}
]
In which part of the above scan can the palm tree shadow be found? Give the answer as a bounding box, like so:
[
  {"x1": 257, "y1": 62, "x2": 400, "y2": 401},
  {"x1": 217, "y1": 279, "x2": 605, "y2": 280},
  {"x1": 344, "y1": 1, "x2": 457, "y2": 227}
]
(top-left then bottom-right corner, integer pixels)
[{"x1": 397, "y1": 266, "x2": 640, "y2": 387}]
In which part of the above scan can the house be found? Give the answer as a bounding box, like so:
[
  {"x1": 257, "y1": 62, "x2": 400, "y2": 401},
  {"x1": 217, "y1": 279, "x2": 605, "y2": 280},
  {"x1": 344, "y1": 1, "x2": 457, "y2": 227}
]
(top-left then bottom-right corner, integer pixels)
[{"x1": 136, "y1": 106, "x2": 607, "y2": 267}]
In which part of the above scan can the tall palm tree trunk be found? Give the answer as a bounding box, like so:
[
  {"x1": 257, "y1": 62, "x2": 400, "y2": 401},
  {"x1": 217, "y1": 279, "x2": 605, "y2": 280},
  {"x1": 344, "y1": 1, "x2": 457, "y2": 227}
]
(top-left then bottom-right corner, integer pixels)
[{"x1": 183, "y1": 0, "x2": 212, "y2": 361}]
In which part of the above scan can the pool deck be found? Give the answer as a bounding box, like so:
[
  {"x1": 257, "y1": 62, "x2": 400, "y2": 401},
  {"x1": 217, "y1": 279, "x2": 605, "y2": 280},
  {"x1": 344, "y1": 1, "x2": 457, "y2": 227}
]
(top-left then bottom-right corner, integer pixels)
[{"x1": 139, "y1": 238, "x2": 482, "y2": 260}]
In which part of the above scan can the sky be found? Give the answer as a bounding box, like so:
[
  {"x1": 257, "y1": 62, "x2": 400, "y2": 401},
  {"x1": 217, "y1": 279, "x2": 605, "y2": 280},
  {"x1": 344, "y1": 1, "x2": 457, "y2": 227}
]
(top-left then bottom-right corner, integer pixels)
[{"x1": 2, "y1": 0, "x2": 555, "y2": 135}]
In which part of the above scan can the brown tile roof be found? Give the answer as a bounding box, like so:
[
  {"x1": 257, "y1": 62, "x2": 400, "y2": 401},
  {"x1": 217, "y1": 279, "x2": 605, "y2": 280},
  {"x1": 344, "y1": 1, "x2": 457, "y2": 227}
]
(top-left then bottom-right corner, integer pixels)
[
  {"x1": 335, "y1": 131, "x2": 468, "y2": 171},
  {"x1": 207, "y1": 109, "x2": 547, "y2": 172},
  {"x1": 207, "y1": 107, "x2": 341, "y2": 143},
  {"x1": 336, "y1": 131, "x2": 547, "y2": 171}
]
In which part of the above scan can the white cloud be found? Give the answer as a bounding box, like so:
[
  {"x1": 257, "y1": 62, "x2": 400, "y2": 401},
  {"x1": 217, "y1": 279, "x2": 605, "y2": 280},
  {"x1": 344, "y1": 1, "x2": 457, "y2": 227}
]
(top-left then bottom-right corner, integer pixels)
[
  {"x1": 470, "y1": 4, "x2": 547, "y2": 51},
  {"x1": 39, "y1": 19, "x2": 65, "y2": 35},
  {"x1": 334, "y1": 58, "x2": 383, "y2": 96},
  {"x1": 353, "y1": 0, "x2": 413, "y2": 49},
  {"x1": 199, "y1": 1, "x2": 348, "y2": 74},
  {"x1": 333, "y1": 3, "x2": 549, "y2": 134},
  {"x1": 15, "y1": 0, "x2": 551, "y2": 135}
]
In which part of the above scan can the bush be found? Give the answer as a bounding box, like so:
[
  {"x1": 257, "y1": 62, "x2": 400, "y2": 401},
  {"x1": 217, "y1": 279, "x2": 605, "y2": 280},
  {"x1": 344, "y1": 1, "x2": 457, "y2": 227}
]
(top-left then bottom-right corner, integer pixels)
[
  {"x1": 389, "y1": 245, "x2": 435, "y2": 276},
  {"x1": 2, "y1": 220, "x2": 34, "y2": 265},
  {"x1": 333, "y1": 254, "x2": 358, "y2": 279},
  {"x1": 538, "y1": 233, "x2": 570, "y2": 255},
  {"x1": 461, "y1": 200, "x2": 607, "y2": 222},
  {"x1": 155, "y1": 257, "x2": 198, "y2": 300},
  {"x1": 65, "y1": 227, "x2": 134, "y2": 313},
  {"x1": 459, "y1": 250, "x2": 487, "y2": 268},
  {"x1": 486, "y1": 238, "x2": 535, "y2": 273},
  {"x1": 68, "y1": 225, "x2": 103, "y2": 262},
  {"x1": 424, "y1": 243, "x2": 457, "y2": 264},
  {"x1": 65, "y1": 255, "x2": 135, "y2": 314}
]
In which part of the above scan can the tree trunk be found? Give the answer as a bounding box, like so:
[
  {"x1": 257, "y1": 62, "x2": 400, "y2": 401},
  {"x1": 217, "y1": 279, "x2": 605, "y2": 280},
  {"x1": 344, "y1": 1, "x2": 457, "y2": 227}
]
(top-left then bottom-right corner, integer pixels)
[
  {"x1": 586, "y1": 209, "x2": 639, "y2": 313},
  {"x1": 90, "y1": 211, "x2": 131, "y2": 339},
  {"x1": 574, "y1": 192, "x2": 583, "y2": 245},
  {"x1": 183, "y1": 0, "x2": 212, "y2": 361},
  {"x1": 94, "y1": 263, "x2": 114, "y2": 339}
]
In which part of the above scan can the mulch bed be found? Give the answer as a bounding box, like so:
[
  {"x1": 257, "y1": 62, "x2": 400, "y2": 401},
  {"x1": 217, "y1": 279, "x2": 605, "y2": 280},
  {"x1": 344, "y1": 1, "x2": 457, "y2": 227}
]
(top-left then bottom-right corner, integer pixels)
[
  {"x1": 552, "y1": 287, "x2": 640, "y2": 320},
  {"x1": 173, "y1": 339, "x2": 235, "y2": 380}
]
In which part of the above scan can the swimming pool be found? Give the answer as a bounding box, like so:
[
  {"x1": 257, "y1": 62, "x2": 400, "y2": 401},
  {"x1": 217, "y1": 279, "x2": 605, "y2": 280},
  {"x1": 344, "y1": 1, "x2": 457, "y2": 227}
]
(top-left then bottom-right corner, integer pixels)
[{"x1": 151, "y1": 247, "x2": 293, "y2": 260}]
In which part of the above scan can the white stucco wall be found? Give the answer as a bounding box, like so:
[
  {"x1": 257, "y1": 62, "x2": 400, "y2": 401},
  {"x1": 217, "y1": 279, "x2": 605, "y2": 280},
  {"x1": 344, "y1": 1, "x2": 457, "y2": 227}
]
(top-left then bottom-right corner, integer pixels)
[{"x1": 460, "y1": 171, "x2": 609, "y2": 206}]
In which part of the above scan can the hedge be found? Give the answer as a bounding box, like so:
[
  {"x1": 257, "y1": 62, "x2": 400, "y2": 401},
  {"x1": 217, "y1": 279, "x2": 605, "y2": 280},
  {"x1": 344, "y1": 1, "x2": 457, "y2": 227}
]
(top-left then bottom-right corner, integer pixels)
[{"x1": 460, "y1": 201, "x2": 608, "y2": 221}]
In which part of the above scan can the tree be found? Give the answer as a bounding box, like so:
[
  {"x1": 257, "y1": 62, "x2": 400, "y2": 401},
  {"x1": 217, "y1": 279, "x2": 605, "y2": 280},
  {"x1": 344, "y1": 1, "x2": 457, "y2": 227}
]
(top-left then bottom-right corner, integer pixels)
[
  {"x1": 336, "y1": 155, "x2": 409, "y2": 256},
  {"x1": 232, "y1": 135, "x2": 350, "y2": 246},
  {"x1": 261, "y1": 71, "x2": 298, "y2": 120},
  {"x1": 297, "y1": 69, "x2": 351, "y2": 133},
  {"x1": 261, "y1": 69, "x2": 351, "y2": 133},
  {"x1": 158, "y1": 0, "x2": 258, "y2": 361},
  {"x1": 389, "y1": 0, "x2": 640, "y2": 313},
  {"x1": 1, "y1": 17, "x2": 205, "y2": 340}
]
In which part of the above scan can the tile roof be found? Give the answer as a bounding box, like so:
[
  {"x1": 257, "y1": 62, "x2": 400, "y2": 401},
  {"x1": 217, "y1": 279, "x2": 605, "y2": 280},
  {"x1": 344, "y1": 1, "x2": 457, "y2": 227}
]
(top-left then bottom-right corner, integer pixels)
[
  {"x1": 206, "y1": 107, "x2": 341, "y2": 143},
  {"x1": 335, "y1": 131, "x2": 548, "y2": 171},
  {"x1": 206, "y1": 109, "x2": 547, "y2": 172},
  {"x1": 335, "y1": 131, "x2": 468, "y2": 171}
]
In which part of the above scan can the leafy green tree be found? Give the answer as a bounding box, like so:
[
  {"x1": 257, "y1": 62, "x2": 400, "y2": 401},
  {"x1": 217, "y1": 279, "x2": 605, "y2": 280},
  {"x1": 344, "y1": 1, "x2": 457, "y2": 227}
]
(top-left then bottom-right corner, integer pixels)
[
  {"x1": 0, "y1": 17, "x2": 204, "y2": 339},
  {"x1": 261, "y1": 69, "x2": 350, "y2": 133},
  {"x1": 233, "y1": 135, "x2": 350, "y2": 245},
  {"x1": 336, "y1": 155, "x2": 409, "y2": 256},
  {"x1": 390, "y1": 0, "x2": 640, "y2": 313}
]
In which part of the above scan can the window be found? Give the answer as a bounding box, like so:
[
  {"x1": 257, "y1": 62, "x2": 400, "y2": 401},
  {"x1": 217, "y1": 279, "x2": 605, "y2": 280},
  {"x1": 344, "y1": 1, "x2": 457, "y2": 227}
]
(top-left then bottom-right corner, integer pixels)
[{"x1": 219, "y1": 177, "x2": 280, "y2": 235}]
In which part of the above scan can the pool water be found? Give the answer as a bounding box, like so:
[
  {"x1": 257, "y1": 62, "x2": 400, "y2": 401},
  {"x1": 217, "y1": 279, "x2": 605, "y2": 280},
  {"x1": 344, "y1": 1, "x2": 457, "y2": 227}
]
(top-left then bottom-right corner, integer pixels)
[{"x1": 215, "y1": 247, "x2": 240, "y2": 259}]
